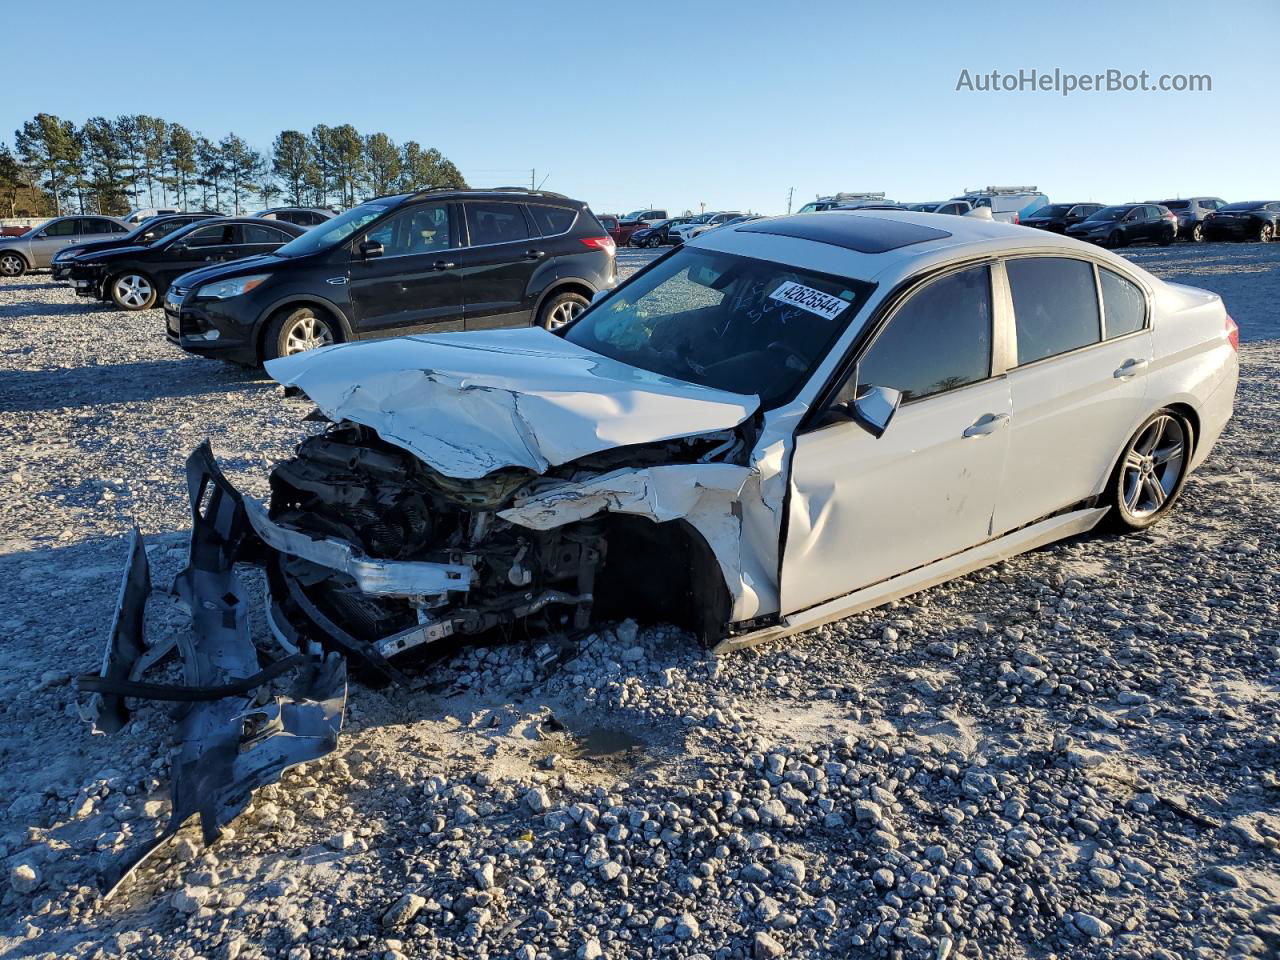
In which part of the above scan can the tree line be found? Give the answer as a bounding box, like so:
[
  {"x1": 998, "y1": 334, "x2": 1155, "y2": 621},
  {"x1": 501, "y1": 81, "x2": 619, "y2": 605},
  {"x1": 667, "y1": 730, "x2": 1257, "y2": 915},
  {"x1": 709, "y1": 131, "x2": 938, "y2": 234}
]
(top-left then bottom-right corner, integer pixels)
[{"x1": 0, "y1": 114, "x2": 468, "y2": 218}]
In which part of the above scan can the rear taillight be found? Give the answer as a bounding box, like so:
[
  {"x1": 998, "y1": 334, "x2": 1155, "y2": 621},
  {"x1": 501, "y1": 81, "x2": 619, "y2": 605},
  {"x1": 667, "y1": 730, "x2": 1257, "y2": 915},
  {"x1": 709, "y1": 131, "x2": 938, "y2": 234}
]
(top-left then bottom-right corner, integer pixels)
[
  {"x1": 581, "y1": 235, "x2": 616, "y2": 256},
  {"x1": 1225, "y1": 313, "x2": 1239, "y2": 351},
  {"x1": 1012, "y1": 213, "x2": 1020, "y2": 224}
]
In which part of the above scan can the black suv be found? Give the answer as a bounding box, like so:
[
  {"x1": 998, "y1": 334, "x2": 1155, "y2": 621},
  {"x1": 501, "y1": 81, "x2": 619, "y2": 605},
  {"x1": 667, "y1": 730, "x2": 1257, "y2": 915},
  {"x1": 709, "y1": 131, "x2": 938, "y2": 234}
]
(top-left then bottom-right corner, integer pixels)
[
  {"x1": 69, "y1": 218, "x2": 306, "y2": 311},
  {"x1": 165, "y1": 188, "x2": 617, "y2": 365},
  {"x1": 51, "y1": 213, "x2": 222, "y2": 281}
]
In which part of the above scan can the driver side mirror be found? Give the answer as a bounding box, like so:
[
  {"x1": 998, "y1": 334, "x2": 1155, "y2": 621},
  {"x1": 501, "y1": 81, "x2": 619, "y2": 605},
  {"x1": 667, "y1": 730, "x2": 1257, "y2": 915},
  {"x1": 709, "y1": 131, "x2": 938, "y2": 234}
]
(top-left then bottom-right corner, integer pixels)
[
  {"x1": 835, "y1": 384, "x2": 902, "y2": 438},
  {"x1": 170, "y1": 241, "x2": 188, "y2": 253},
  {"x1": 359, "y1": 240, "x2": 384, "y2": 259}
]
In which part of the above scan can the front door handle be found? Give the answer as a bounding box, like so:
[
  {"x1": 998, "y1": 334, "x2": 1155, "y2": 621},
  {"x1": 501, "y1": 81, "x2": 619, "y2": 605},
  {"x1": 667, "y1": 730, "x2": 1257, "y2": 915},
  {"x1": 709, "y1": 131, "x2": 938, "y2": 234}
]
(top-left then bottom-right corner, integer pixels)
[
  {"x1": 962, "y1": 412, "x2": 1011, "y2": 438},
  {"x1": 525, "y1": 249, "x2": 546, "y2": 260},
  {"x1": 433, "y1": 260, "x2": 456, "y2": 271},
  {"x1": 1113, "y1": 357, "x2": 1148, "y2": 379}
]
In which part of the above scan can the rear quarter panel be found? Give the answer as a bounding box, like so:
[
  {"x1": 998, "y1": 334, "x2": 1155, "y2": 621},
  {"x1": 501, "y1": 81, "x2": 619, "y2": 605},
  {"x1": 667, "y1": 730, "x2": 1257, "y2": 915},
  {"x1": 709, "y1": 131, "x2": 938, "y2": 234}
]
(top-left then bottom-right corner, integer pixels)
[{"x1": 1148, "y1": 279, "x2": 1238, "y2": 469}]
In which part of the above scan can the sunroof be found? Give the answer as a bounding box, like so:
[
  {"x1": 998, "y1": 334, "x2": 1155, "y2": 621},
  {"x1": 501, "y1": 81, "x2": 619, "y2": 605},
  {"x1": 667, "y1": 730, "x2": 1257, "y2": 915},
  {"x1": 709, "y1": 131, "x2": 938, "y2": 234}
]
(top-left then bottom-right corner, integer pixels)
[{"x1": 737, "y1": 213, "x2": 952, "y2": 253}]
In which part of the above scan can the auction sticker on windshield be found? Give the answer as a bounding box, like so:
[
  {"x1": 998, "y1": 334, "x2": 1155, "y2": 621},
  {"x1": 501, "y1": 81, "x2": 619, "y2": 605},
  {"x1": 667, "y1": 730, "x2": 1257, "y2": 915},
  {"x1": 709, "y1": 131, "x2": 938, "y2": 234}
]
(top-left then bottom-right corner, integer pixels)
[{"x1": 768, "y1": 281, "x2": 851, "y2": 320}]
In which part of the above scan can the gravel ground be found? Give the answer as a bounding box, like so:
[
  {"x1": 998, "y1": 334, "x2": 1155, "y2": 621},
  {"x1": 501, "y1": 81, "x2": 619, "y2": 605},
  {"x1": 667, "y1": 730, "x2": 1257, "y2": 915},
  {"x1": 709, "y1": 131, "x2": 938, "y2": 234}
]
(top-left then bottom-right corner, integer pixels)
[{"x1": 0, "y1": 242, "x2": 1278, "y2": 960}]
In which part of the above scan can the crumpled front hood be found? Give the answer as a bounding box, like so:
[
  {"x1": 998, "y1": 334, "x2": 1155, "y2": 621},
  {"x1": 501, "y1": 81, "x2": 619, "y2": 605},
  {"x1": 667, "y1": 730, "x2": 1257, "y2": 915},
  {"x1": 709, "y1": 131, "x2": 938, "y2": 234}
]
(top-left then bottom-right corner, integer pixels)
[{"x1": 266, "y1": 328, "x2": 760, "y2": 479}]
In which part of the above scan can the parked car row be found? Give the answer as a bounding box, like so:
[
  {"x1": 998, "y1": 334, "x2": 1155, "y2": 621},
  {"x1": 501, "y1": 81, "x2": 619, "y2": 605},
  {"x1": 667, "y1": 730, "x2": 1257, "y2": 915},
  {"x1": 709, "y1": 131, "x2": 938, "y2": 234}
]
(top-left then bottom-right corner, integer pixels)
[
  {"x1": 19, "y1": 189, "x2": 617, "y2": 366},
  {"x1": 0, "y1": 207, "x2": 336, "y2": 278}
]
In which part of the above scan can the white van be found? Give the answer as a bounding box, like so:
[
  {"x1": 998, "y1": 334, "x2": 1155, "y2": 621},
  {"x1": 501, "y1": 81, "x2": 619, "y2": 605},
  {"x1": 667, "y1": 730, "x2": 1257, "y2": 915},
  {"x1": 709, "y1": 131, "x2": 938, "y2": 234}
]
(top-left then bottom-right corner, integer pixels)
[{"x1": 950, "y1": 186, "x2": 1049, "y2": 224}]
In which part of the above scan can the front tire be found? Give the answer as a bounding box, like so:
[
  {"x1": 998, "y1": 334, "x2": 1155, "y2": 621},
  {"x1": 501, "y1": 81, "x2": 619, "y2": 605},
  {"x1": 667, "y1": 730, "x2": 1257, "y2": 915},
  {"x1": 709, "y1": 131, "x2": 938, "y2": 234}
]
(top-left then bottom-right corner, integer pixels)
[
  {"x1": 0, "y1": 252, "x2": 27, "y2": 277},
  {"x1": 1258, "y1": 221, "x2": 1274, "y2": 243},
  {"x1": 1107, "y1": 231, "x2": 1124, "y2": 249},
  {"x1": 109, "y1": 272, "x2": 157, "y2": 311},
  {"x1": 538, "y1": 291, "x2": 589, "y2": 331},
  {"x1": 1106, "y1": 410, "x2": 1193, "y2": 531},
  {"x1": 264, "y1": 306, "x2": 338, "y2": 362}
]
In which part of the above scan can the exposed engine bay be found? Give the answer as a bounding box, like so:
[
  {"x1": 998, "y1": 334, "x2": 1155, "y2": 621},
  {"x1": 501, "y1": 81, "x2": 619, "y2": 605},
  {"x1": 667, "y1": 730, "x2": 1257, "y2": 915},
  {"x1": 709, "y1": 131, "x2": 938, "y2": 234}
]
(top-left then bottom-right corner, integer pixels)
[{"x1": 265, "y1": 422, "x2": 608, "y2": 680}]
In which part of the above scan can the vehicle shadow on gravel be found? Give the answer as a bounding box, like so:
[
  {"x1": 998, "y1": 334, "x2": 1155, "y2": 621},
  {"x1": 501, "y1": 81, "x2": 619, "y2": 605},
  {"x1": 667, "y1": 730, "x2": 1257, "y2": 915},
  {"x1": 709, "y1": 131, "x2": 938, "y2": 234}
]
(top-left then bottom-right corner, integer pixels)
[
  {"x1": 0, "y1": 301, "x2": 119, "y2": 319},
  {"x1": 0, "y1": 281, "x2": 62, "y2": 294},
  {"x1": 0, "y1": 359, "x2": 270, "y2": 413}
]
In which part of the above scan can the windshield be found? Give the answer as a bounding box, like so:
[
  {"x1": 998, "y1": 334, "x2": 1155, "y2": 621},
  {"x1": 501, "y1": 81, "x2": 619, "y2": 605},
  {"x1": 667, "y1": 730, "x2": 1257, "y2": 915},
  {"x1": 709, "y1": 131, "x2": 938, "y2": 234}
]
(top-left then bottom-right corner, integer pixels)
[
  {"x1": 273, "y1": 202, "x2": 394, "y2": 257},
  {"x1": 1086, "y1": 205, "x2": 1130, "y2": 221},
  {"x1": 562, "y1": 247, "x2": 874, "y2": 407},
  {"x1": 1161, "y1": 200, "x2": 1190, "y2": 210},
  {"x1": 1220, "y1": 202, "x2": 1263, "y2": 212},
  {"x1": 1030, "y1": 204, "x2": 1072, "y2": 218},
  {"x1": 796, "y1": 202, "x2": 820, "y2": 214}
]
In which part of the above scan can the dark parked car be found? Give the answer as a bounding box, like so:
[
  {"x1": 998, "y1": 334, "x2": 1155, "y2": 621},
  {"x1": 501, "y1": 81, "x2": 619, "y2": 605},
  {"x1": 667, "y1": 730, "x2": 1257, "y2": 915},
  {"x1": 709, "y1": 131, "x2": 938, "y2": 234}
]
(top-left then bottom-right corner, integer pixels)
[
  {"x1": 254, "y1": 207, "x2": 337, "y2": 227},
  {"x1": 51, "y1": 213, "x2": 222, "y2": 281},
  {"x1": 627, "y1": 219, "x2": 672, "y2": 248},
  {"x1": 1202, "y1": 201, "x2": 1280, "y2": 243},
  {"x1": 1065, "y1": 204, "x2": 1176, "y2": 248},
  {"x1": 1021, "y1": 203, "x2": 1105, "y2": 233},
  {"x1": 69, "y1": 218, "x2": 306, "y2": 310},
  {"x1": 1149, "y1": 197, "x2": 1226, "y2": 243},
  {"x1": 165, "y1": 188, "x2": 617, "y2": 365}
]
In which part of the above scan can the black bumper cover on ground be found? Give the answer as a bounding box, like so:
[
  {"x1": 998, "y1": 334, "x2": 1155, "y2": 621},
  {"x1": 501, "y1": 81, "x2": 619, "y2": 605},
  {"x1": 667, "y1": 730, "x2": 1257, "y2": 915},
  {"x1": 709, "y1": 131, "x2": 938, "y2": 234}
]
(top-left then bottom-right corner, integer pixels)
[{"x1": 79, "y1": 442, "x2": 346, "y2": 896}]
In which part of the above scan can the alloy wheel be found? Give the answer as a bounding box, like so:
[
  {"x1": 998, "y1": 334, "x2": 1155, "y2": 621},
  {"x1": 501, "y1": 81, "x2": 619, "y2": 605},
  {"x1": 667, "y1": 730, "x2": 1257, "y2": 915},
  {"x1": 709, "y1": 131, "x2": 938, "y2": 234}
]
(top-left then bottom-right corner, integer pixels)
[
  {"x1": 113, "y1": 274, "x2": 153, "y2": 309},
  {"x1": 1121, "y1": 414, "x2": 1186, "y2": 519},
  {"x1": 283, "y1": 314, "x2": 334, "y2": 354},
  {"x1": 1261, "y1": 223, "x2": 1273, "y2": 243},
  {"x1": 0, "y1": 253, "x2": 23, "y2": 276},
  {"x1": 545, "y1": 300, "x2": 584, "y2": 330},
  {"x1": 1192, "y1": 223, "x2": 1204, "y2": 242}
]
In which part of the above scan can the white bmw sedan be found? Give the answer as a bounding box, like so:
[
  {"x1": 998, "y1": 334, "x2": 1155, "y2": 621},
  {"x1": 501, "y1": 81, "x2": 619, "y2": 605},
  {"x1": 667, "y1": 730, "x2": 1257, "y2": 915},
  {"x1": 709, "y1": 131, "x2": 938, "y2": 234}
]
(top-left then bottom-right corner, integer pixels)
[
  {"x1": 86, "y1": 211, "x2": 1238, "y2": 856},
  {"x1": 152, "y1": 211, "x2": 1242, "y2": 661}
]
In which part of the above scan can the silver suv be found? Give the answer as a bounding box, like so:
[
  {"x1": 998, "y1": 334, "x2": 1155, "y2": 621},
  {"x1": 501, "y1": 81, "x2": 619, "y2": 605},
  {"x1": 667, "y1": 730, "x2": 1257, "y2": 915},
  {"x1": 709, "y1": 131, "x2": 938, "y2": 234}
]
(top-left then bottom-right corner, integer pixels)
[{"x1": 0, "y1": 215, "x2": 131, "y2": 277}]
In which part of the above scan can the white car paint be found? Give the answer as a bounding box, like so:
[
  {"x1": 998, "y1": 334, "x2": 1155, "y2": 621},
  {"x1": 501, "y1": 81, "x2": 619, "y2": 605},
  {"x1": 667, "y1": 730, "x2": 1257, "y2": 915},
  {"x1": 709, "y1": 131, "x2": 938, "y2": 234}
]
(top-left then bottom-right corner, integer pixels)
[
  {"x1": 266, "y1": 328, "x2": 759, "y2": 479},
  {"x1": 264, "y1": 211, "x2": 1237, "y2": 649}
]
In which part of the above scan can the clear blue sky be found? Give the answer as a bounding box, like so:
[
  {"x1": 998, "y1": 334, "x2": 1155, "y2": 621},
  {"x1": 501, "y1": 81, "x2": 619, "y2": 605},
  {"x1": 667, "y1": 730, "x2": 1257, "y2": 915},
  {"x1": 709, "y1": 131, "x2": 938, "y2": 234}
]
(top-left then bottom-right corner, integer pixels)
[{"x1": 6, "y1": 0, "x2": 1277, "y2": 214}]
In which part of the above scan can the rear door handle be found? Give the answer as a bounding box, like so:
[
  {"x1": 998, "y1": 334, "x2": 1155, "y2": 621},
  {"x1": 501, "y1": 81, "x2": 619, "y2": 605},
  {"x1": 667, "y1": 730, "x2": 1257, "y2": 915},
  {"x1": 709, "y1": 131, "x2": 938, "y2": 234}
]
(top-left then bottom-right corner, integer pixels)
[
  {"x1": 1113, "y1": 358, "x2": 1148, "y2": 378},
  {"x1": 525, "y1": 249, "x2": 546, "y2": 260},
  {"x1": 962, "y1": 412, "x2": 1011, "y2": 438},
  {"x1": 433, "y1": 260, "x2": 456, "y2": 271}
]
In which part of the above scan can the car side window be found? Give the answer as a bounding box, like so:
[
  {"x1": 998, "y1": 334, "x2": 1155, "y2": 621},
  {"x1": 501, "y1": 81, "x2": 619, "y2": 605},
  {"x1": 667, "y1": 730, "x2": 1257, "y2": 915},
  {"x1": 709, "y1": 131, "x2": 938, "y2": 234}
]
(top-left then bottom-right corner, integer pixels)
[
  {"x1": 529, "y1": 205, "x2": 577, "y2": 235},
  {"x1": 1008, "y1": 257, "x2": 1101, "y2": 365},
  {"x1": 465, "y1": 202, "x2": 531, "y2": 246},
  {"x1": 241, "y1": 223, "x2": 292, "y2": 244},
  {"x1": 364, "y1": 204, "x2": 452, "y2": 256},
  {"x1": 184, "y1": 224, "x2": 235, "y2": 248},
  {"x1": 1099, "y1": 268, "x2": 1146, "y2": 339},
  {"x1": 43, "y1": 219, "x2": 76, "y2": 237},
  {"x1": 855, "y1": 265, "x2": 992, "y2": 403}
]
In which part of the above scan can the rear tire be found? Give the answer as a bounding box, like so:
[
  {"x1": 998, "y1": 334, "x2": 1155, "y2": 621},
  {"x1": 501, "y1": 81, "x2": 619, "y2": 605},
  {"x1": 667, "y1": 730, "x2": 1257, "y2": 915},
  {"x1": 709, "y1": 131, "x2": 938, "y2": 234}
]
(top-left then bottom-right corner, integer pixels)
[
  {"x1": 1258, "y1": 222, "x2": 1273, "y2": 243},
  {"x1": 0, "y1": 252, "x2": 27, "y2": 277},
  {"x1": 537, "y1": 290, "x2": 589, "y2": 331},
  {"x1": 1190, "y1": 223, "x2": 1204, "y2": 243},
  {"x1": 1105, "y1": 409, "x2": 1193, "y2": 532},
  {"x1": 263, "y1": 306, "x2": 339, "y2": 362},
  {"x1": 1158, "y1": 229, "x2": 1173, "y2": 247},
  {"x1": 108, "y1": 272, "x2": 157, "y2": 311}
]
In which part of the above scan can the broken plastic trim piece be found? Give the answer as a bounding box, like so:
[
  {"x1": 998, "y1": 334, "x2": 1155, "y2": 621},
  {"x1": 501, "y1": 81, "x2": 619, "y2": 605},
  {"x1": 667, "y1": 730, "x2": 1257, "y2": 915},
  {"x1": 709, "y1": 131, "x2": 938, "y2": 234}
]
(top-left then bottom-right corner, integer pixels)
[
  {"x1": 243, "y1": 496, "x2": 475, "y2": 596},
  {"x1": 84, "y1": 442, "x2": 347, "y2": 898}
]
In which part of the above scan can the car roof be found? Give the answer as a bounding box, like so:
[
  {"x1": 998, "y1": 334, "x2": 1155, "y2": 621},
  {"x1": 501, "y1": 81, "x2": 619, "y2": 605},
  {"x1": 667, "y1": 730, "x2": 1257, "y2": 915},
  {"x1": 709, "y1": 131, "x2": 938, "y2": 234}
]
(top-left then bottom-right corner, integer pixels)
[{"x1": 692, "y1": 209, "x2": 1132, "y2": 286}]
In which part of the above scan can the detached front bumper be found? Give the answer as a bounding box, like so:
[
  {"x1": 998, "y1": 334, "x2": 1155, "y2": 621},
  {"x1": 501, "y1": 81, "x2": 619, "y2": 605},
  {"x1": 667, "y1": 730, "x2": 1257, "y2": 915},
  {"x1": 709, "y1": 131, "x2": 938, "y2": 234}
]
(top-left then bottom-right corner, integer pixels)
[{"x1": 79, "y1": 443, "x2": 347, "y2": 895}]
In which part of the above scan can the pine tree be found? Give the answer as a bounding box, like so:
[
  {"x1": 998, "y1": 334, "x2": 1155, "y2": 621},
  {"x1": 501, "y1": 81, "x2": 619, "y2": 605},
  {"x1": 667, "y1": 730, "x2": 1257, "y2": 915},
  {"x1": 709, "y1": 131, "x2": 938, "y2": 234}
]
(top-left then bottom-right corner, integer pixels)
[
  {"x1": 309, "y1": 124, "x2": 334, "y2": 208},
  {"x1": 219, "y1": 133, "x2": 260, "y2": 215},
  {"x1": 81, "y1": 117, "x2": 131, "y2": 215},
  {"x1": 195, "y1": 136, "x2": 225, "y2": 211},
  {"x1": 329, "y1": 124, "x2": 364, "y2": 208},
  {"x1": 167, "y1": 124, "x2": 198, "y2": 209},
  {"x1": 14, "y1": 113, "x2": 78, "y2": 215},
  {"x1": 363, "y1": 132, "x2": 401, "y2": 199},
  {"x1": 272, "y1": 131, "x2": 316, "y2": 207}
]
